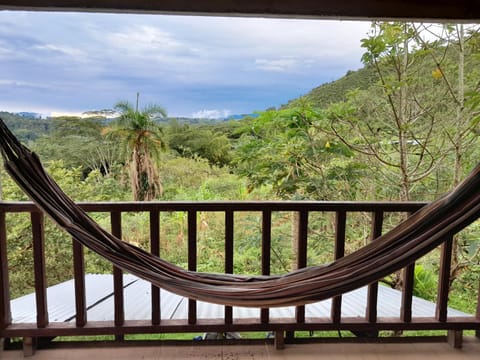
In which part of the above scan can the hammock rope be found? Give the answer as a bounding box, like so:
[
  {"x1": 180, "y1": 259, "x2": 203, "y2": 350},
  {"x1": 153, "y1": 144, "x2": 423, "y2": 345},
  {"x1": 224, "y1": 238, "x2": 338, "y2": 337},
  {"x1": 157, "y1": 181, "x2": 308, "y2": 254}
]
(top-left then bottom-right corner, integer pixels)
[{"x1": 0, "y1": 118, "x2": 479, "y2": 307}]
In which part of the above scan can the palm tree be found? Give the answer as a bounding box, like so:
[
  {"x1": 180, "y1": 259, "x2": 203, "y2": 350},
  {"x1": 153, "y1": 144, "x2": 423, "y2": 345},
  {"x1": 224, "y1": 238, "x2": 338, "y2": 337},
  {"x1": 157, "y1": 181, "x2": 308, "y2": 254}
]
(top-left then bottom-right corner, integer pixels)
[{"x1": 103, "y1": 94, "x2": 167, "y2": 201}]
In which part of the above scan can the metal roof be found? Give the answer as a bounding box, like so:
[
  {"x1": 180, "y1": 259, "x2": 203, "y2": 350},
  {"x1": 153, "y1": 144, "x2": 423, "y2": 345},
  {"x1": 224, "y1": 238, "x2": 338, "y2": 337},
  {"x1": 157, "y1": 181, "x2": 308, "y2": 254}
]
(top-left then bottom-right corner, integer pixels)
[{"x1": 11, "y1": 274, "x2": 469, "y2": 324}]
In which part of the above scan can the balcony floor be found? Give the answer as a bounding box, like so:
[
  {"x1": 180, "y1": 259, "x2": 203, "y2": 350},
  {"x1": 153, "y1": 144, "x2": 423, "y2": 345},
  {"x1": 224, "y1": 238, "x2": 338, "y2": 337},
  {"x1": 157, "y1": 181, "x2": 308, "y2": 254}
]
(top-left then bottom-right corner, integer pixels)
[{"x1": 2, "y1": 338, "x2": 480, "y2": 360}]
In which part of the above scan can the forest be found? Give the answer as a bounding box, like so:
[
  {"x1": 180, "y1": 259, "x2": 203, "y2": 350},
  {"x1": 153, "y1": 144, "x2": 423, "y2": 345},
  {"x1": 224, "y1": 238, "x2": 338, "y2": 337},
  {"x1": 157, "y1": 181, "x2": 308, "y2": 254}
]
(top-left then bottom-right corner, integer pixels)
[{"x1": 1, "y1": 22, "x2": 479, "y2": 317}]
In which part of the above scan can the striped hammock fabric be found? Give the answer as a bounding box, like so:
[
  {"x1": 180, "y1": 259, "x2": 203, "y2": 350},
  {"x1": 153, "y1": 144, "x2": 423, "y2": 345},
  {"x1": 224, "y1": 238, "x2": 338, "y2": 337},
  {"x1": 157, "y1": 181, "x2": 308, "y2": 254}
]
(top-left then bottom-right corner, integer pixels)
[{"x1": 0, "y1": 118, "x2": 479, "y2": 307}]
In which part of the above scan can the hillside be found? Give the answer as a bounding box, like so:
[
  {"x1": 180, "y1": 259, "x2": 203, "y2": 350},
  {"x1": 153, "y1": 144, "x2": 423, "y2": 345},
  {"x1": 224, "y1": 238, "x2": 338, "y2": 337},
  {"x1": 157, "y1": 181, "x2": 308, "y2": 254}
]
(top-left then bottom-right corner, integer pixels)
[
  {"x1": 0, "y1": 112, "x2": 51, "y2": 142},
  {"x1": 284, "y1": 64, "x2": 379, "y2": 109}
]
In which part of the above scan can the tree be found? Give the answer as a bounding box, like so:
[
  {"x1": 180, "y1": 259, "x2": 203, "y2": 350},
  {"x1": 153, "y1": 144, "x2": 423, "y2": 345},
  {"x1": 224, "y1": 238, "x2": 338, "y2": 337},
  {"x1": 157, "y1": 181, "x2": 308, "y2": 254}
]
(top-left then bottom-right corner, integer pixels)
[
  {"x1": 34, "y1": 116, "x2": 120, "y2": 178},
  {"x1": 103, "y1": 94, "x2": 167, "y2": 201},
  {"x1": 411, "y1": 24, "x2": 480, "y2": 283},
  {"x1": 165, "y1": 119, "x2": 233, "y2": 167},
  {"x1": 329, "y1": 22, "x2": 454, "y2": 201},
  {"x1": 234, "y1": 101, "x2": 362, "y2": 201},
  {"x1": 411, "y1": 24, "x2": 480, "y2": 186}
]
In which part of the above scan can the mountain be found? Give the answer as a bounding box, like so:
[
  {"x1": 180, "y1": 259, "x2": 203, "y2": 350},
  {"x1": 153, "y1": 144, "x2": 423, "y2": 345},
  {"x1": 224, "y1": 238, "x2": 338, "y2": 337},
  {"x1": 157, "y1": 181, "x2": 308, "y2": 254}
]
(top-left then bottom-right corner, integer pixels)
[{"x1": 284, "y1": 65, "x2": 379, "y2": 109}]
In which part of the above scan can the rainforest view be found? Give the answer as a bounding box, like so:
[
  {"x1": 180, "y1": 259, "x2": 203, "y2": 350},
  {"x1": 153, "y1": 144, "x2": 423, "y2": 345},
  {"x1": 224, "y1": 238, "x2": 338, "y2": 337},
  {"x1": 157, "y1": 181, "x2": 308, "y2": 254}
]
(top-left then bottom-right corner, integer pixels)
[{"x1": 1, "y1": 22, "x2": 480, "y2": 325}]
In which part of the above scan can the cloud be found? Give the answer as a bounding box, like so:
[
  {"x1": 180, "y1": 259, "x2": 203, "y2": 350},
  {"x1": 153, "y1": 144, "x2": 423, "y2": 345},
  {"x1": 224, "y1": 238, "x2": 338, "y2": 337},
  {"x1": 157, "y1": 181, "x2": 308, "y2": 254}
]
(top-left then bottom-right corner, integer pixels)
[
  {"x1": 0, "y1": 11, "x2": 372, "y2": 116},
  {"x1": 31, "y1": 44, "x2": 85, "y2": 58},
  {"x1": 191, "y1": 109, "x2": 231, "y2": 119},
  {"x1": 255, "y1": 57, "x2": 302, "y2": 72}
]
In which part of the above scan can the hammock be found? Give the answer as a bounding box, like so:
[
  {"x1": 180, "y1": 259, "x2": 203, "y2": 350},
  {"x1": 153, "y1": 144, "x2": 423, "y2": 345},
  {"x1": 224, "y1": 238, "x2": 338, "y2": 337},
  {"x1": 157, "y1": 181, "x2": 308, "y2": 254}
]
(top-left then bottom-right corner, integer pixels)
[{"x1": 0, "y1": 118, "x2": 479, "y2": 307}]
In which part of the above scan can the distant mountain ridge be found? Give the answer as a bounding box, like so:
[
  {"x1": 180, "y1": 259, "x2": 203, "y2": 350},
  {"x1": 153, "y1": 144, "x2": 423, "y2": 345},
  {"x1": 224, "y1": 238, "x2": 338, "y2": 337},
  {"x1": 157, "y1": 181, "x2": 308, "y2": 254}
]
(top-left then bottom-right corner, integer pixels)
[
  {"x1": 284, "y1": 65, "x2": 379, "y2": 109},
  {"x1": 2, "y1": 65, "x2": 378, "y2": 131}
]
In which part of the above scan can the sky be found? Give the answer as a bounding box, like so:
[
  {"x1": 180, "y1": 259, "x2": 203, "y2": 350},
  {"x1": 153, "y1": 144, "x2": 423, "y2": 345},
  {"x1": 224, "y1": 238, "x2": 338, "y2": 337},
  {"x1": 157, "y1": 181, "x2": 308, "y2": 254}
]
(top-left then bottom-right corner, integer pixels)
[{"x1": 0, "y1": 11, "x2": 372, "y2": 118}]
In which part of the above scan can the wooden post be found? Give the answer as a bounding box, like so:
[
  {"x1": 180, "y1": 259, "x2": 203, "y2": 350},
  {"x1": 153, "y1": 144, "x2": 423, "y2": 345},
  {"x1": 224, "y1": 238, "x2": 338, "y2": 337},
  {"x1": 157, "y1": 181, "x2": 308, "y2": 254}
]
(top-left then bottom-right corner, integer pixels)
[
  {"x1": 274, "y1": 330, "x2": 285, "y2": 350},
  {"x1": 111, "y1": 211, "x2": 124, "y2": 341},
  {"x1": 188, "y1": 211, "x2": 197, "y2": 325},
  {"x1": 401, "y1": 211, "x2": 415, "y2": 323},
  {"x1": 22, "y1": 337, "x2": 37, "y2": 357},
  {"x1": 261, "y1": 210, "x2": 271, "y2": 324},
  {"x1": 436, "y1": 236, "x2": 453, "y2": 322},
  {"x1": 0, "y1": 212, "x2": 11, "y2": 333},
  {"x1": 331, "y1": 210, "x2": 346, "y2": 323},
  {"x1": 400, "y1": 263, "x2": 415, "y2": 323},
  {"x1": 366, "y1": 211, "x2": 383, "y2": 324},
  {"x1": 72, "y1": 240, "x2": 86, "y2": 327},
  {"x1": 447, "y1": 330, "x2": 463, "y2": 348},
  {"x1": 224, "y1": 210, "x2": 234, "y2": 324},
  {"x1": 150, "y1": 210, "x2": 161, "y2": 325},
  {"x1": 31, "y1": 212, "x2": 48, "y2": 328},
  {"x1": 295, "y1": 210, "x2": 308, "y2": 324},
  {"x1": 476, "y1": 277, "x2": 480, "y2": 339}
]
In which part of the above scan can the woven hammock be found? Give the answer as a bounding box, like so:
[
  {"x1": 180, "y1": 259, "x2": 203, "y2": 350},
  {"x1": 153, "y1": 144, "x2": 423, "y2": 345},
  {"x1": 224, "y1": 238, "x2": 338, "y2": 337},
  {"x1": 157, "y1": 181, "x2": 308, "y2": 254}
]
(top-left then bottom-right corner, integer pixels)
[{"x1": 1, "y1": 118, "x2": 479, "y2": 307}]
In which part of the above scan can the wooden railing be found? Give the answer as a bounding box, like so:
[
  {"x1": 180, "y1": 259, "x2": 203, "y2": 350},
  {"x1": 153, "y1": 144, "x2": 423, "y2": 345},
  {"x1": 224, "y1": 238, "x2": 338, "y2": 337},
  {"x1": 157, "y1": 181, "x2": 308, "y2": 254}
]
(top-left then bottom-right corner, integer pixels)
[{"x1": 0, "y1": 200, "x2": 479, "y2": 354}]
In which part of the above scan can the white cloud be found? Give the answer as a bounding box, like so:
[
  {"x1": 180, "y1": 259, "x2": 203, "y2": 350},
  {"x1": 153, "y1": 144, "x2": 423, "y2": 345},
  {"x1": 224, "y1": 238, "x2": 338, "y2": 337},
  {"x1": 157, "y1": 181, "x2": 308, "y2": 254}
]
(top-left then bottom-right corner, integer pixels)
[
  {"x1": 0, "y1": 79, "x2": 53, "y2": 90},
  {"x1": 255, "y1": 57, "x2": 300, "y2": 72},
  {"x1": 191, "y1": 109, "x2": 231, "y2": 119},
  {"x1": 31, "y1": 44, "x2": 85, "y2": 58}
]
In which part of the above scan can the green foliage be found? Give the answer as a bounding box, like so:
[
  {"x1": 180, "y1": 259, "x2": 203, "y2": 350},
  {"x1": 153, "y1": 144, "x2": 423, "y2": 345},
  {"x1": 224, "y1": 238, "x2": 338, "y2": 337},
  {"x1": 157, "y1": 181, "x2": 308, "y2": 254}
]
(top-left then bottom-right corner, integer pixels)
[
  {"x1": 413, "y1": 265, "x2": 437, "y2": 301},
  {"x1": 33, "y1": 116, "x2": 120, "y2": 178},
  {"x1": 166, "y1": 119, "x2": 232, "y2": 167},
  {"x1": 234, "y1": 103, "x2": 366, "y2": 200}
]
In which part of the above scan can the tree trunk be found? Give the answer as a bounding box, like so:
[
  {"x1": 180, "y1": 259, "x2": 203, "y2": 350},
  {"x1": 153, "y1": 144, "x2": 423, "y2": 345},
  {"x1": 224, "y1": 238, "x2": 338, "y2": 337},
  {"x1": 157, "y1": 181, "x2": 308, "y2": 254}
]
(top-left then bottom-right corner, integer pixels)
[
  {"x1": 451, "y1": 24, "x2": 465, "y2": 284},
  {"x1": 398, "y1": 26, "x2": 411, "y2": 202},
  {"x1": 454, "y1": 24, "x2": 465, "y2": 187}
]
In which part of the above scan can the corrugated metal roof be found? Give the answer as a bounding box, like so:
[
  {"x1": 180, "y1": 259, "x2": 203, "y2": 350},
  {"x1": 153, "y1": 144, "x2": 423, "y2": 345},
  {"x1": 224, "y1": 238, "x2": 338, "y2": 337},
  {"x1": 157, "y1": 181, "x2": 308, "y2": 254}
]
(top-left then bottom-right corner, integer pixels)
[{"x1": 10, "y1": 274, "x2": 469, "y2": 324}]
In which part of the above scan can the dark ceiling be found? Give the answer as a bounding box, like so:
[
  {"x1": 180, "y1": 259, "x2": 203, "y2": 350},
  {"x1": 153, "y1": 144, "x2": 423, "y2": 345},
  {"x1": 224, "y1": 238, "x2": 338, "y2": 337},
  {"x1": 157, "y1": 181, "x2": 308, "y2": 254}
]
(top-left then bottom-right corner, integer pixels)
[{"x1": 0, "y1": 0, "x2": 479, "y2": 21}]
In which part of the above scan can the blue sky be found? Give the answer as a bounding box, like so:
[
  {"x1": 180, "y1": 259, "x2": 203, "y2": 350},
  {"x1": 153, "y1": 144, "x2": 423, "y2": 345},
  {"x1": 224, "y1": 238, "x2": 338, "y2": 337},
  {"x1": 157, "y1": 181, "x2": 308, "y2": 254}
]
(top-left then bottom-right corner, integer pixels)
[{"x1": 0, "y1": 11, "x2": 371, "y2": 118}]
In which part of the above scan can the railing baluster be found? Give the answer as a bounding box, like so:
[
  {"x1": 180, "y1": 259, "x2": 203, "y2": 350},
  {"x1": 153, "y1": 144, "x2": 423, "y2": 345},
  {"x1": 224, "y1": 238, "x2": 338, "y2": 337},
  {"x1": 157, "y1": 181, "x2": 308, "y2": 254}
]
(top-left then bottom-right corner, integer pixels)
[
  {"x1": 224, "y1": 210, "x2": 234, "y2": 324},
  {"x1": 331, "y1": 210, "x2": 346, "y2": 323},
  {"x1": 366, "y1": 210, "x2": 383, "y2": 323},
  {"x1": 295, "y1": 210, "x2": 308, "y2": 323},
  {"x1": 476, "y1": 280, "x2": 480, "y2": 338},
  {"x1": 0, "y1": 211, "x2": 11, "y2": 330},
  {"x1": 5, "y1": 200, "x2": 475, "y2": 343},
  {"x1": 111, "y1": 211, "x2": 124, "y2": 336},
  {"x1": 72, "y1": 239, "x2": 86, "y2": 327},
  {"x1": 401, "y1": 212, "x2": 415, "y2": 323},
  {"x1": 261, "y1": 210, "x2": 271, "y2": 324},
  {"x1": 436, "y1": 235, "x2": 453, "y2": 322},
  {"x1": 400, "y1": 263, "x2": 415, "y2": 322},
  {"x1": 188, "y1": 210, "x2": 197, "y2": 324},
  {"x1": 31, "y1": 212, "x2": 48, "y2": 328},
  {"x1": 150, "y1": 210, "x2": 161, "y2": 325}
]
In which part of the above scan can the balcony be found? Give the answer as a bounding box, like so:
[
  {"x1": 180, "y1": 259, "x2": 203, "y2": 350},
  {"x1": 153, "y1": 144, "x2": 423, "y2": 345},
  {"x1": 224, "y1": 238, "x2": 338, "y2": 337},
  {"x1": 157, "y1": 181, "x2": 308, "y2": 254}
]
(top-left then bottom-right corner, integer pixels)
[{"x1": 0, "y1": 200, "x2": 479, "y2": 357}]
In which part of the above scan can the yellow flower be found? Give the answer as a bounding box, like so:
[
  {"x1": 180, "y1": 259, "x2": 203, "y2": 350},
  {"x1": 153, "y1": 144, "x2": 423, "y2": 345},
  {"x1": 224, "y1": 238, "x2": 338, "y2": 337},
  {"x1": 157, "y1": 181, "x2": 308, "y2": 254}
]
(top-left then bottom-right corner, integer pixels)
[
  {"x1": 325, "y1": 141, "x2": 331, "y2": 149},
  {"x1": 432, "y1": 68, "x2": 442, "y2": 80}
]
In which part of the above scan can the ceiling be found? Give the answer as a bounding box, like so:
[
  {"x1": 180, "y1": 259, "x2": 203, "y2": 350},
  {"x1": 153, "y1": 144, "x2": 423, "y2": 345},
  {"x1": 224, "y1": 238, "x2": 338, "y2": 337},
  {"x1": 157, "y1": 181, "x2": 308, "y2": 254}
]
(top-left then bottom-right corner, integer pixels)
[{"x1": 0, "y1": 0, "x2": 479, "y2": 21}]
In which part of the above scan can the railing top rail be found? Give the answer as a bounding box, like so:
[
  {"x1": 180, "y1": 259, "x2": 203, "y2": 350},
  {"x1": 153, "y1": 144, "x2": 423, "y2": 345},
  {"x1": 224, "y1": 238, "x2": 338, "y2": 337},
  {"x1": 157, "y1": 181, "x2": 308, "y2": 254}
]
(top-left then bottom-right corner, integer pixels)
[{"x1": 0, "y1": 200, "x2": 428, "y2": 213}]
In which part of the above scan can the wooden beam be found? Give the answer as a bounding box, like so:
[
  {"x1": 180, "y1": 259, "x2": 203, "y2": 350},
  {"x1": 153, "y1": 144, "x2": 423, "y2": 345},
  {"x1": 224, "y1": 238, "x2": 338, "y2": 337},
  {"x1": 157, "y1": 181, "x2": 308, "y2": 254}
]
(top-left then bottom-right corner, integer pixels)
[{"x1": 0, "y1": 0, "x2": 479, "y2": 21}]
